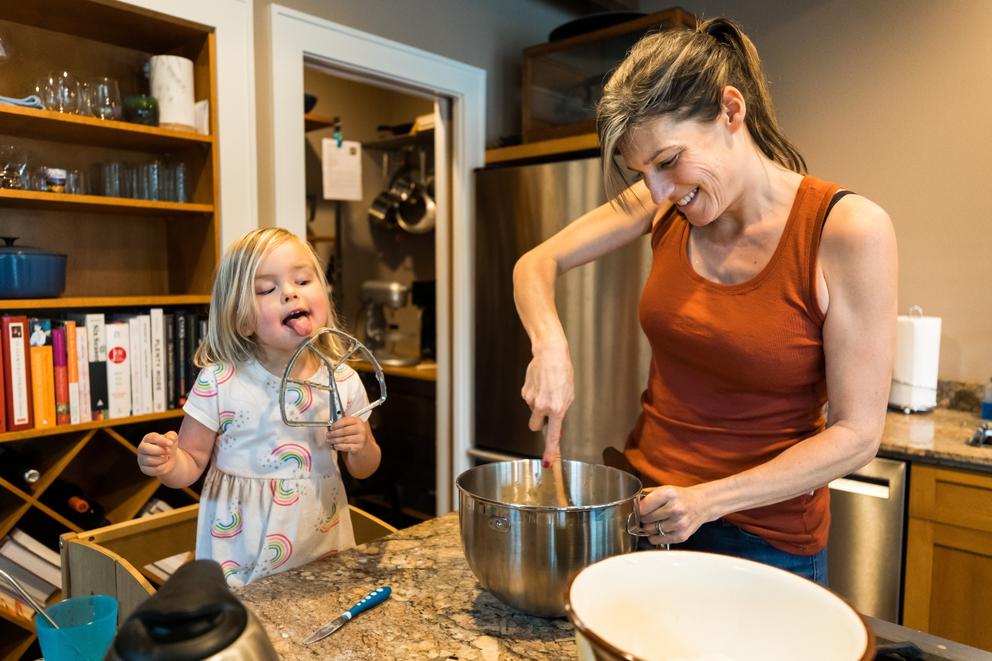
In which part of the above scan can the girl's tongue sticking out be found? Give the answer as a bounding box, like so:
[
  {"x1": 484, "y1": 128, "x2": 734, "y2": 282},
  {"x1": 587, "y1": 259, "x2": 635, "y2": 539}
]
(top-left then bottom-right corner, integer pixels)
[{"x1": 284, "y1": 310, "x2": 313, "y2": 336}]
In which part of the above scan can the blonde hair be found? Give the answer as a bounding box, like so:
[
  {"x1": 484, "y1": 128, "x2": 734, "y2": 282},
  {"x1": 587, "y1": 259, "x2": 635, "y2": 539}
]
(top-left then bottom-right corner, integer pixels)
[
  {"x1": 598, "y1": 17, "x2": 807, "y2": 211},
  {"x1": 194, "y1": 227, "x2": 342, "y2": 367}
]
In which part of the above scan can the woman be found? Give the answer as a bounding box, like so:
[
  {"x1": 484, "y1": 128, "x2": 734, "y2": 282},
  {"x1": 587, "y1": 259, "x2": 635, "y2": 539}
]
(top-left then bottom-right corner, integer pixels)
[{"x1": 512, "y1": 17, "x2": 896, "y2": 584}]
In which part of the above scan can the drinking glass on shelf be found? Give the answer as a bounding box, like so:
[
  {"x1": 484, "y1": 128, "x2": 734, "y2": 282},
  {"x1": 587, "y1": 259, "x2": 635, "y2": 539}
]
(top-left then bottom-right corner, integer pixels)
[
  {"x1": 25, "y1": 165, "x2": 48, "y2": 191},
  {"x1": 77, "y1": 82, "x2": 95, "y2": 117},
  {"x1": 93, "y1": 77, "x2": 122, "y2": 120},
  {"x1": 0, "y1": 145, "x2": 28, "y2": 189},
  {"x1": 65, "y1": 169, "x2": 84, "y2": 195},
  {"x1": 99, "y1": 161, "x2": 121, "y2": 197},
  {"x1": 32, "y1": 75, "x2": 54, "y2": 109},
  {"x1": 51, "y1": 70, "x2": 80, "y2": 114}
]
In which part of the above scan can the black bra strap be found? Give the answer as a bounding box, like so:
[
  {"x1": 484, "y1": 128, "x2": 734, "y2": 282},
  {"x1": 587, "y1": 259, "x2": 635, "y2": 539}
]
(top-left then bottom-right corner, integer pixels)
[{"x1": 821, "y1": 189, "x2": 855, "y2": 238}]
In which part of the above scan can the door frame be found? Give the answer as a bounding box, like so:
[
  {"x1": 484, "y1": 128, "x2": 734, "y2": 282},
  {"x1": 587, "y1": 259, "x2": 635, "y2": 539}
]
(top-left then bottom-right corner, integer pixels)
[{"x1": 267, "y1": 5, "x2": 485, "y2": 512}]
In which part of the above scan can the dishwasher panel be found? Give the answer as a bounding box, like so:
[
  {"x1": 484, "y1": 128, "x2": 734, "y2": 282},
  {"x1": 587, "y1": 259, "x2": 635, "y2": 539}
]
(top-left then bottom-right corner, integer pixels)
[{"x1": 828, "y1": 456, "x2": 908, "y2": 622}]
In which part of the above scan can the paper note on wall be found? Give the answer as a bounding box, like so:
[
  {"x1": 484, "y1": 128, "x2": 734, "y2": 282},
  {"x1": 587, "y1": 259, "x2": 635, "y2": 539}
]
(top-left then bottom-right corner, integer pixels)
[{"x1": 322, "y1": 139, "x2": 363, "y2": 201}]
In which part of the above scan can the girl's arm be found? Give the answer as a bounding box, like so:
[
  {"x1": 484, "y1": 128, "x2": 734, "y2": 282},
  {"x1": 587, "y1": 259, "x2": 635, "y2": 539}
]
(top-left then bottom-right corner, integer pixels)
[
  {"x1": 137, "y1": 415, "x2": 217, "y2": 488},
  {"x1": 639, "y1": 194, "x2": 898, "y2": 542},
  {"x1": 513, "y1": 180, "x2": 668, "y2": 463}
]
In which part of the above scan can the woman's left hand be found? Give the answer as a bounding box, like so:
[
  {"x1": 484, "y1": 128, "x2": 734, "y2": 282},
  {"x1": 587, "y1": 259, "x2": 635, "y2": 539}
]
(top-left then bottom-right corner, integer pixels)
[
  {"x1": 638, "y1": 484, "x2": 713, "y2": 545},
  {"x1": 326, "y1": 416, "x2": 372, "y2": 453}
]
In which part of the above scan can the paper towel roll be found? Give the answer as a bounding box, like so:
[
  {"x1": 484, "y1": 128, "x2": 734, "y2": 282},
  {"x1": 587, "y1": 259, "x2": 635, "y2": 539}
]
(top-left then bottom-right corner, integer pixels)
[
  {"x1": 889, "y1": 308, "x2": 941, "y2": 412},
  {"x1": 150, "y1": 55, "x2": 195, "y2": 133}
]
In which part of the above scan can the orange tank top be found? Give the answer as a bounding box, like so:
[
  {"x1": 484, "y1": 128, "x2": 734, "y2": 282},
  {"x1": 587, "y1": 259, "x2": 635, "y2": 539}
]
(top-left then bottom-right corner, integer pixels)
[{"x1": 625, "y1": 175, "x2": 840, "y2": 555}]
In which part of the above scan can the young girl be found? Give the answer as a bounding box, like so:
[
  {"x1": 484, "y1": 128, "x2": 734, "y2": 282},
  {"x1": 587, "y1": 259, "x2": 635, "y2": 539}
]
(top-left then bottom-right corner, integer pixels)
[{"x1": 137, "y1": 228, "x2": 381, "y2": 586}]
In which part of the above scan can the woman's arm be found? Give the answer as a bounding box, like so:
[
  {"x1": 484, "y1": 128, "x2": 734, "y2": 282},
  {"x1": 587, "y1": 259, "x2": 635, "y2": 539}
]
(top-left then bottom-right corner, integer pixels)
[
  {"x1": 136, "y1": 415, "x2": 217, "y2": 488},
  {"x1": 513, "y1": 181, "x2": 668, "y2": 463},
  {"x1": 641, "y1": 194, "x2": 898, "y2": 541}
]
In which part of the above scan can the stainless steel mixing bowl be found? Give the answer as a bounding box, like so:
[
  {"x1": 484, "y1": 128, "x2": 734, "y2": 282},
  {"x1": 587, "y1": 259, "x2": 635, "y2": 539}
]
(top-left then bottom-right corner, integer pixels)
[{"x1": 456, "y1": 459, "x2": 641, "y2": 617}]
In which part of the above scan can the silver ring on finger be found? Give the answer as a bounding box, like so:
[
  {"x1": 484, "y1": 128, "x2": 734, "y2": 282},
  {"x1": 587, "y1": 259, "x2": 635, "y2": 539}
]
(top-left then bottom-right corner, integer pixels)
[{"x1": 655, "y1": 520, "x2": 665, "y2": 537}]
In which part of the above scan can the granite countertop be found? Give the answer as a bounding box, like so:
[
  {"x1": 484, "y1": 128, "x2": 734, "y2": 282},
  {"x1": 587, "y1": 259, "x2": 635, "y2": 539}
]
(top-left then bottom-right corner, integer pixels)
[
  {"x1": 880, "y1": 408, "x2": 991, "y2": 472},
  {"x1": 236, "y1": 512, "x2": 992, "y2": 661},
  {"x1": 236, "y1": 513, "x2": 575, "y2": 660}
]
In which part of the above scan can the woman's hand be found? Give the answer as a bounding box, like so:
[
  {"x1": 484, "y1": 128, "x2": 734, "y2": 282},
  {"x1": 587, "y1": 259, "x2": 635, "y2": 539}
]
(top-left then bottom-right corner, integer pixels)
[
  {"x1": 521, "y1": 342, "x2": 575, "y2": 466},
  {"x1": 326, "y1": 416, "x2": 373, "y2": 453},
  {"x1": 638, "y1": 484, "x2": 715, "y2": 545},
  {"x1": 137, "y1": 431, "x2": 179, "y2": 477}
]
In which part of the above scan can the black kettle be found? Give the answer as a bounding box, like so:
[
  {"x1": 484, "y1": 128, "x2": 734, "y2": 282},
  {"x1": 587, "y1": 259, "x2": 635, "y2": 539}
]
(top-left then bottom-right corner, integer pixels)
[{"x1": 106, "y1": 560, "x2": 277, "y2": 660}]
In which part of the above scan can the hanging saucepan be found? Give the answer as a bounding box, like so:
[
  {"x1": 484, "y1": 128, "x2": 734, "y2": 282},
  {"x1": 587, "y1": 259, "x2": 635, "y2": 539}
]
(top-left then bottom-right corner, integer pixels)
[
  {"x1": 367, "y1": 190, "x2": 401, "y2": 231},
  {"x1": 389, "y1": 175, "x2": 436, "y2": 235}
]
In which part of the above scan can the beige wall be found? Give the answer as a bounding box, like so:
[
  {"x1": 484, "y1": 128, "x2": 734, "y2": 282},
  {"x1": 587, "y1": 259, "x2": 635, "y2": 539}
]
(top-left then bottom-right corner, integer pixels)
[{"x1": 641, "y1": 0, "x2": 992, "y2": 382}]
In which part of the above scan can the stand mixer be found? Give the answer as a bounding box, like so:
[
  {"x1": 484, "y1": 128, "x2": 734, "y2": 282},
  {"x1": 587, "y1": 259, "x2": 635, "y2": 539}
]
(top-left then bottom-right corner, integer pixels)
[{"x1": 360, "y1": 280, "x2": 419, "y2": 367}]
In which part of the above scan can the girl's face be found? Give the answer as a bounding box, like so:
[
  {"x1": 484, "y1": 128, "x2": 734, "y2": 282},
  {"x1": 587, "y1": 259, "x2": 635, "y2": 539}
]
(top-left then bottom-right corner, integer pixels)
[
  {"x1": 622, "y1": 111, "x2": 740, "y2": 227},
  {"x1": 248, "y1": 240, "x2": 329, "y2": 365}
]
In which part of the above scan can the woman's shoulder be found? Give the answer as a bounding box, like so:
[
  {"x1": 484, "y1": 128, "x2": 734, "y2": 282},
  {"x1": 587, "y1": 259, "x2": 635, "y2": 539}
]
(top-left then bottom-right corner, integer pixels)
[{"x1": 820, "y1": 190, "x2": 892, "y2": 249}]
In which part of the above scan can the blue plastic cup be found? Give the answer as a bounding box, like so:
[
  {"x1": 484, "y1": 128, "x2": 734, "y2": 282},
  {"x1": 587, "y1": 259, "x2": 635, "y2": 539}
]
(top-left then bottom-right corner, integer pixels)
[{"x1": 35, "y1": 594, "x2": 118, "y2": 661}]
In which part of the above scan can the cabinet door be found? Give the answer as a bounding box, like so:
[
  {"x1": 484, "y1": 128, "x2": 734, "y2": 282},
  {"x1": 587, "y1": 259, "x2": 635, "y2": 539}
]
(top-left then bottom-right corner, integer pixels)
[
  {"x1": 904, "y1": 464, "x2": 992, "y2": 650},
  {"x1": 904, "y1": 518, "x2": 992, "y2": 650}
]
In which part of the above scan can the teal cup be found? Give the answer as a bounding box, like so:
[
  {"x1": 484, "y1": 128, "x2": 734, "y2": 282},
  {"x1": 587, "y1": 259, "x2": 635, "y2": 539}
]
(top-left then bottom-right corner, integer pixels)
[{"x1": 35, "y1": 594, "x2": 118, "y2": 661}]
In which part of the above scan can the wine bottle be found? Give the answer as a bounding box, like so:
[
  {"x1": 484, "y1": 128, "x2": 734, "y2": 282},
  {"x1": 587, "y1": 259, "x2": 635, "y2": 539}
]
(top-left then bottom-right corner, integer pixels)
[
  {"x1": 0, "y1": 445, "x2": 41, "y2": 490},
  {"x1": 43, "y1": 478, "x2": 111, "y2": 529}
]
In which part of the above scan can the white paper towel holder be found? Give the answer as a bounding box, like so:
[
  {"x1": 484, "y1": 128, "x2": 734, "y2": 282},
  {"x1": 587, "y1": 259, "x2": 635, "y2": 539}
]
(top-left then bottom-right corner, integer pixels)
[{"x1": 889, "y1": 305, "x2": 940, "y2": 415}]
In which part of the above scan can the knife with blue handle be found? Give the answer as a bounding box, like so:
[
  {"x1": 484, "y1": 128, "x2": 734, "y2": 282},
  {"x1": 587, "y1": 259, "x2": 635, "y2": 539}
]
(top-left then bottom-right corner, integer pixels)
[{"x1": 304, "y1": 586, "x2": 392, "y2": 644}]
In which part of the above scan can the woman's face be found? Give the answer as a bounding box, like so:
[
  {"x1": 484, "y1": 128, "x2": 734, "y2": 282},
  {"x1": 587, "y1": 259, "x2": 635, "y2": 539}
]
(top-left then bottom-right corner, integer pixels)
[
  {"x1": 247, "y1": 240, "x2": 329, "y2": 363},
  {"x1": 622, "y1": 112, "x2": 740, "y2": 226}
]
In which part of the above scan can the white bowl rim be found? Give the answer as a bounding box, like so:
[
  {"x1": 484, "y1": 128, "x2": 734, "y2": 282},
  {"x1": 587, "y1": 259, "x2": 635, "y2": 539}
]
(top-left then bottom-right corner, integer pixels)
[{"x1": 564, "y1": 549, "x2": 874, "y2": 661}]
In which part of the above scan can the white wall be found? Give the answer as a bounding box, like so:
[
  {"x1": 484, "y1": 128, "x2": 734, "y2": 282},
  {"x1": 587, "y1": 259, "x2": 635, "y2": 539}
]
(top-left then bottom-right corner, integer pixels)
[{"x1": 643, "y1": 0, "x2": 992, "y2": 382}]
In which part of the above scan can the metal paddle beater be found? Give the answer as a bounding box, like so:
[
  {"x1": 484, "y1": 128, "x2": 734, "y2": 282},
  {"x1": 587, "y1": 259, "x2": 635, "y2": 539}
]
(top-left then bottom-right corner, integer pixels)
[{"x1": 279, "y1": 328, "x2": 387, "y2": 428}]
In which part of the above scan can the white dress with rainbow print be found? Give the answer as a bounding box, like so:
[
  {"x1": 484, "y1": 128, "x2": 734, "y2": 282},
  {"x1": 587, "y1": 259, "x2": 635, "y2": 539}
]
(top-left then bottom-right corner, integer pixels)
[{"x1": 183, "y1": 358, "x2": 368, "y2": 587}]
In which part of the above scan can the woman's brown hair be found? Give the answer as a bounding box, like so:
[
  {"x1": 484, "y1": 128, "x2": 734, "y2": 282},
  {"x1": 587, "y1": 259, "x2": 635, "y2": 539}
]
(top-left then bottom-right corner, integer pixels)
[{"x1": 598, "y1": 17, "x2": 807, "y2": 211}]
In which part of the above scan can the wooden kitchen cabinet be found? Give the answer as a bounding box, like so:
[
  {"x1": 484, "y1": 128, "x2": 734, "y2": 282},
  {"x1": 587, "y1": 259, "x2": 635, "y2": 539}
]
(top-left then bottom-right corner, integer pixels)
[
  {"x1": 0, "y1": 3, "x2": 217, "y2": 658},
  {"x1": 903, "y1": 464, "x2": 992, "y2": 650}
]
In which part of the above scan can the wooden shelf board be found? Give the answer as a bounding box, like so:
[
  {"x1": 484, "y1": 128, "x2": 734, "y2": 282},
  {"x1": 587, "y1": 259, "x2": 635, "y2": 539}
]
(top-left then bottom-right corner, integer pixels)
[
  {"x1": 305, "y1": 113, "x2": 338, "y2": 133},
  {"x1": 0, "y1": 104, "x2": 213, "y2": 151},
  {"x1": 0, "y1": 604, "x2": 35, "y2": 633},
  {"x1": 364, "y1": 129, "x2": 434, "y2": 152},
  {"x1": 0, "y1": 410, "x2": 185, "y2": 443},
  {"x1": 485, "y1": 133, "x2": 599, "y2": 165},
  {"x1": 0, "y1": 501, "x2": 32, "y2": 542},
  {"x1": 0, "y1": 295, "x2": 211, "y2": 311},
  {"x1": 0, "y1": 189, "x2": 213, "y2": 215},
  {"x1": 114, "y1": 480, "x2": 163, "y2": 523},
  {"x1": 0, "y1": 2, "x2": 210, "y2": 52},
  {"x1": 33, "y1": 433, "x2": 95, "y2": 495}
]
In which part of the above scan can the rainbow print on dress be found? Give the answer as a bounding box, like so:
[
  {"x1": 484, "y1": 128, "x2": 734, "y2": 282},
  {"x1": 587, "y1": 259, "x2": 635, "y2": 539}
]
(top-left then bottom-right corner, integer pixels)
[
  {"x1": 218, "y1": 410, "x2": 236, "y2": 434},
  {"x1": 220, "y1": 560, "x2": 241, "y2": 580},
  {"x1": 272, "y1": 443, "x2": 312, "y2": 472},
  {"x1": 265, "y1": 533, "x2": 293, "y2": 569},
  {"x1": 318, "y1": 502, "x2": 340, "y2": 533},
  {"x1": 269, "y1": 479, "x2": 299, "y2": 506},
  {"x1": 211, "y1": 508, "x2": 243, "y2": 538},
  {"x1": 284, "y1": 382, "x2": 314, "y2": 414}
]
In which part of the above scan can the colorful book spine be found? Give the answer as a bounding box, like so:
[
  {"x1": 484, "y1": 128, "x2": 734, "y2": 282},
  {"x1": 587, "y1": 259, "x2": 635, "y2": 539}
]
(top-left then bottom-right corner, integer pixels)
[
  {"x1": 150, "y1": 308, "x2": 166, "y2": 412},
  {"x1": 52, "y1": 327, "x2": 71, "y2": 426},
  {"x1": 28, "y1": 318, "x2": 55, "y2": 429},
  {"x1": 64, "y1": 320, "x2": 81, "y2": 424},
  {"x1": 2, "y1": 316, "x2": 33, "y2": 431},
  {"x1": 105, "y1": 321, "x2": 131, "y2": 419},
  {"x1": 74, "y1": 325, "x2": 92, "y2": 423}
]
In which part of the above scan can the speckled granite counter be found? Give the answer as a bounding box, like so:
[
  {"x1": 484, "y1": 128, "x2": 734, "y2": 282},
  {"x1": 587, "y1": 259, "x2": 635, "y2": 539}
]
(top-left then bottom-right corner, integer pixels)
[
  {"x1": 236, "y1": 513, "x2": 576, "y2": 660},
  {"x1": 880, "y1": 408, "x2": 991, "y2": 472}
]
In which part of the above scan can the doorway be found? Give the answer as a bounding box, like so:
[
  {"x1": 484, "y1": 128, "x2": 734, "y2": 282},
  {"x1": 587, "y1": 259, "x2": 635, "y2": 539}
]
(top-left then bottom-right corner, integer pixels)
[{"x1": 268, "y1": 5, "x2": 486, "y2": 516}]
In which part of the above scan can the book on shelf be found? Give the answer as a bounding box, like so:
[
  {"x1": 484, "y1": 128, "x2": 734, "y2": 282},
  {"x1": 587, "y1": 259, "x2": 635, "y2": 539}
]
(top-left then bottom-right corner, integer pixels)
[
  {"x1": 0, "y1": 536, "x2": 61, "y2": 589},
  {"x1": 28, "y1": 318, "x2": 55, "y2": 429},
  {"x1": 9, "y1": 528, "x2": 60, "y2": 568},
  {"x1": 105, "y1": 321, "x2": 132, "y2": 419},
  {"x1": 74, "y1": 324, "x2": 93, "y2": 423},
  {"x1": 138, "y1": 314, "x2": 153, "y2": 415},
  {"x1": 52, "y1": 326, "x2": 71, "y2": 426},
  {"x1": 1, "y1": 315, "x2": 33, "y2": 431},
  {"x1": 0, "y1": 555, "x2": 57, "y2": 604},
  {"x1": 150, "y1": 308, "x2": 167, "y2": 413},
  {"x1": 0, "y1": 585, "x2": 34, "y2": 624},
  {"x1": 175, "y1": 312, "x2": 189, "y2": 406},
  {"x1": 120, "y1": 316, "x2": 144, "y2": 416},
  {"x1": 68, "y1": 312, "x2": 108, "y2": 421},
  {"x1": 63, "y1": 320, "x2": 81, "y2": 424},
  {"x1": 164, "y1": 312, "x2": 176, "y2": 409}
]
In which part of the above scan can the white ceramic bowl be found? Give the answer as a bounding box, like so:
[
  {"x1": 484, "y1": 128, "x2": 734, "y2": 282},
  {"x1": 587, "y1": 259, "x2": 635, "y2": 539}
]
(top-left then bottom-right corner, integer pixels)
[{"x1": 566, "y1": 551, "x2": 872, "y2": 661}]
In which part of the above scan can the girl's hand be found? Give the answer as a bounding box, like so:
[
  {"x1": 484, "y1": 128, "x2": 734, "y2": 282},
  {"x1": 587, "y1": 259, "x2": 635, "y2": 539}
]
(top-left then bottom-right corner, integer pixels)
[
  {"x1": 137, "y1": 431, "x2": 179, "y2": 477},
  {"x1": 638, "y1": 484, "x2": 714, "y2": 545},
  {"x1": 326, "y1": 416, "x2": 372, "y2": 454},
  {"x1": 521, "y1": 343, "x2": 574, "y2": 466}
]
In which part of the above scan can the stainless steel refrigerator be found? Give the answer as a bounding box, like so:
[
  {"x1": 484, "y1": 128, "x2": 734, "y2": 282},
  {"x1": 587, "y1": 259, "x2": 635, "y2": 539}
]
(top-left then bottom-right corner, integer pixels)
[{"x1": 473, "y1": 156, "x2": 652, "y2": 464}]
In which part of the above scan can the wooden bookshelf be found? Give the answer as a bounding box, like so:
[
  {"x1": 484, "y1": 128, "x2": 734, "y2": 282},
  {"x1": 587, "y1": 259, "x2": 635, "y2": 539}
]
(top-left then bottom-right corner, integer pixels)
[
  {"x1": 0, "y1": 4, "x2": 213, "y2": 654},
  {"x1": 305, "y1": 112, "x2": 338, "y2": 133}
]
